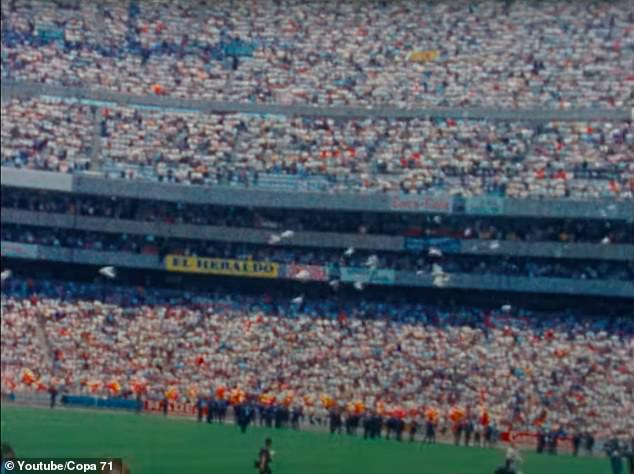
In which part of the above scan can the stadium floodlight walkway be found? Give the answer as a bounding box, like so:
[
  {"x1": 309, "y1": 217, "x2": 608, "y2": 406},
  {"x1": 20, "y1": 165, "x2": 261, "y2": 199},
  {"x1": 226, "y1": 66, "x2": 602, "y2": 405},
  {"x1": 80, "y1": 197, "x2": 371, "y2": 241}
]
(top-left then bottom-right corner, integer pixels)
[{"x1": 1, "y1": 80, "x2": 630, "y2": 122}]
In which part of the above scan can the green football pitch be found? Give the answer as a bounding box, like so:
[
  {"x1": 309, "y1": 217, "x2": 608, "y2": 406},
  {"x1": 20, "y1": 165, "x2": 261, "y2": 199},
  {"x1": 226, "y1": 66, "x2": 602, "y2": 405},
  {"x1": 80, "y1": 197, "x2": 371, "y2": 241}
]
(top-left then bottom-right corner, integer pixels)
[{"x1": 1, "y1": 405, "x2": 610, "y2": 474}]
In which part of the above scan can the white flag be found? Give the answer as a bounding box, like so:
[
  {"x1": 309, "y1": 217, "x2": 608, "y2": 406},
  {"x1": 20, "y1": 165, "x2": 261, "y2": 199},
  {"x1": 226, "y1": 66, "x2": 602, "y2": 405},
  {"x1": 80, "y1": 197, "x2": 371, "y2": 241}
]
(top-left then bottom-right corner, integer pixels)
[
  {"x1": 365, "y1": 255, "x2": 378, "y2": 268},
  {"x1": 268, "y1": 234, "x2": 282, "y2": 244},
  {"x1": 98, "y1": 266, "x2": 116, "y2": 279},
  {"x1": 296, "y1": 270, "x2": 310, "y2": 281},
  {"x1": 431, "y1": 264, "x2": 444, "y2": 276},
  {"x1": 433, "y1": 274, "x2": 450, "y2": 287},
  {"x1": 428, "y1": 247, "x2": 443, "y2": 257}
]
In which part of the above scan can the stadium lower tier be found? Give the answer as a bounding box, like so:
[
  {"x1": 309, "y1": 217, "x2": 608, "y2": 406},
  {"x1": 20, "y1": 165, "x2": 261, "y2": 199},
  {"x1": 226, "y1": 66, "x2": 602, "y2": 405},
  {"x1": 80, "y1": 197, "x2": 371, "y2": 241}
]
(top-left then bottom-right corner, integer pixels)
[{"x1": 1, "y1": 277, "x2": 633, "y2": 440}]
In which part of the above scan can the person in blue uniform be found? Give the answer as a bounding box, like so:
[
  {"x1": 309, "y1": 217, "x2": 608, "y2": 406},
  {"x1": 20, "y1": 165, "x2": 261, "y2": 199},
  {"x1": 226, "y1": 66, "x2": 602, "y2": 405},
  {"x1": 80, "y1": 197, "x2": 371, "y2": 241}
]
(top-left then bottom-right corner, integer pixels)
[
  {"x1": 291, "y1": 406, "x2": 303, "y2": 430},
  {"x1": 206, "y1": 398, "x2": 214, "y2": 423},
  {"x1": 572, "y1": 431, "x2": 582, "y2": 456},
  {"x1": 135, "y1": 392, "x2": 143, "y2": 414},
  {"x1": 536, "y1": 427, "x2": 546, "y2": 453},
  {"x1": 409, "y1": 419, "x2": 418, "y2": 442},
  {"x1": 49, "y1": 385, "x2": 58, "y2": 408},
  {"x1": 329, "y1": 408, "x2": 342, "y2": 435},
  {"x1": 362, "y1": 413, "x2": 372, "y2": 439},
  {"x1": 237, "y1": 403, "x2": 254, "y2": 434},
  {"x1": 195, "y1": 396, "x2": 205, "y2": 422},
  {"x1": 217, "y1": 398, "x2": 228, "y2": 423},
  {"x1": 162, "y1": 396, "x2": 168, "y2": 416},
  {"x1": 424, "y1": 419, "x2": 436, "y2": 444},
  {"x1": 464, "y1": 418, "x2": 475, "y2": 446},
  {"x1": 605, "y1": 437, "x2": 624, "y2": 474}
]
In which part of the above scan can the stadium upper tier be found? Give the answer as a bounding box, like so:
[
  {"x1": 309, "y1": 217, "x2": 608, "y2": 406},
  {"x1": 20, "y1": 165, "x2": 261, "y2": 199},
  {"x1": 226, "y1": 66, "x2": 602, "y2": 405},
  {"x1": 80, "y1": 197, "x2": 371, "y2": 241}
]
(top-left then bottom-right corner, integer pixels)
[
  {"x1": 2, "y1": 279, "x2": 633, "y2": 437},
  {"x1": 1, "y1": 0, "x2": 633, "y2": 108},
  {"x1": 2, "y1": 98, "x2": 633, "y2": 199}
]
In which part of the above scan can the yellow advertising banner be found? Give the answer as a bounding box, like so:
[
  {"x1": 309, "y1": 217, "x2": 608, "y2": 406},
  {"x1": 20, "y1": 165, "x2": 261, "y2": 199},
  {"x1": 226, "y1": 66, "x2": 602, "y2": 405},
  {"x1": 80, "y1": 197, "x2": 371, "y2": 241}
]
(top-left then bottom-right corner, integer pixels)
[
  {"x1": 165, "y1": 255, "x2": 279, "y2": 278},
  {"x1": 408, "y1": 50, "x2": 439, "y2": 64}
]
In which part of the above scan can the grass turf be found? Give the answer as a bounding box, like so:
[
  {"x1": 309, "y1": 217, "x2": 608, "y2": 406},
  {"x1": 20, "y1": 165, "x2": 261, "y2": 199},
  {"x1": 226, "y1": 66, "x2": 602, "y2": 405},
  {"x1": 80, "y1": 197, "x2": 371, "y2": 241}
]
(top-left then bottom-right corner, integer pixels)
[{"x1": 1, "y1": 405, "x2": 609, "y2": 474}]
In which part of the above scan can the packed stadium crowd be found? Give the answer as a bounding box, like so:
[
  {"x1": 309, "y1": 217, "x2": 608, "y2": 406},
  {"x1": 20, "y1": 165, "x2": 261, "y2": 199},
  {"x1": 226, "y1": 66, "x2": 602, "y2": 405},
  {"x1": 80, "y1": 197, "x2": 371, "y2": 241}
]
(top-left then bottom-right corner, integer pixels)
[
  {"x1": 0, "y1": 98, "x2": 95, "y2": 173},
  {"x1": 2, "y1": 0, "x2": 633, "y2": 109},
  {"x1": 3, "y1": 188, "x2": 632, "y2": 244},
  {"x1": 3, "y1": 224, "x2": 633, "y2": 281},
  {"x1": 1, "y1": 278, "x2": 633, "y2": 441},
  {"x1": 100, "y1": 107, "x2": 634, "y2": 198},
  {"x1": 2, "y1": 97, "x2": 633, "y2": 198},
  {"x1": 3, "y1": 2, "x2": 634, "y2": 473}
]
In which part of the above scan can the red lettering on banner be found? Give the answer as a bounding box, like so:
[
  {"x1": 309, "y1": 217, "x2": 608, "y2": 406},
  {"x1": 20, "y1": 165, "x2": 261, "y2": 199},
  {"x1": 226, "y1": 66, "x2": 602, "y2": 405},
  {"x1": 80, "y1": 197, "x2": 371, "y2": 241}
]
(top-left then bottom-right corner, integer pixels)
[
  {"x1": 390, "y1": 196, "x2": 451, "y2": 212},
  {"x1": 145, "y1": 399, "x2": 162, "y2": 412},
  {"x1": 144, "y1": 399, "x2": 197, "y2": 416},
  {"x1": 502, "y1": 431, "x2": 573, "y2": 449},
  {"x1": 287, "y1": 264, "x2": 327, "y2": 282}
]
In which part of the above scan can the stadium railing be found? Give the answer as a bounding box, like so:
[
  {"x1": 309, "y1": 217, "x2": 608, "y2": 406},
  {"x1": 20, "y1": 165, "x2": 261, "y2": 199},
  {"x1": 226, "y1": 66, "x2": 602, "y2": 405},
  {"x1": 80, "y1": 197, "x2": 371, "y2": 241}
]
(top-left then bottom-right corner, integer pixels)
[
  {"x1": 1, "y1": 241, "x2": 632, "y2": 298},
  {"x1": 2, "y1": 208, "x2": 632, "y2": 261},
  {"x1": 2, "y1": 168, "x2": 632, "y2": 221},
  {"x1": 1, "y1": 81, "x2": 630, "y2": 122}
]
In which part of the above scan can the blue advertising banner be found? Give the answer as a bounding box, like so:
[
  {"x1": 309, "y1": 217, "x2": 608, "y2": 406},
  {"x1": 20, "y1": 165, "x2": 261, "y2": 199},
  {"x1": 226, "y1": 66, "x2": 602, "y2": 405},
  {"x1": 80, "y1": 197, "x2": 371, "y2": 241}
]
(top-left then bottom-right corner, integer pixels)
[
  {"x1": 340, "y1": 267, "x2": 395, "y2": 284},
  {"x1": 405, "y1": 237, "x2": 461, "y2": 253},
  {"x1": 465, "y1": 196, "x2": 504, "y2": 215},
  {"x1": 61, "y1": 395, "x2": 140, "y2": 411},
  {"x1": 0, "y1": 241, "x2": 39, "y2": 259}
]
